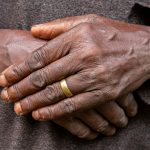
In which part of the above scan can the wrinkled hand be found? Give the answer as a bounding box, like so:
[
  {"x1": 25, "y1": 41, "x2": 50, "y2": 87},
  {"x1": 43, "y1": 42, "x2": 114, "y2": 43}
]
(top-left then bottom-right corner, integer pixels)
[
  {"x1": 0, "y1": 29, "x2": 46, "y2": 72},
  {"x1": 54, "y1": 93, "x2": 137, "y2": 139},
  {"x1": 0, "y1": 15, "x2": 144, "y2": 122},
  {"x1": 0, "y1": 29, "x2": 138, "y2": 139}
]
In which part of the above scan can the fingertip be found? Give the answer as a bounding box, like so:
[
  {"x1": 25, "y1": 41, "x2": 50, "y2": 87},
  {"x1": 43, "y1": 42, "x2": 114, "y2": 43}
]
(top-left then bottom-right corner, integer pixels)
[
  {"x1": 110, "y1": 127, "x2": 116, "y2": 135},
  {"x1": 127, "y1": 104, "x2": 138, "y2": 117},
  {"x1": 125, "y1": 94, "x2": 138, "y2": 117},
  {"x1": 117, "y1": 93, "x2": 138, "y2": 118},
  {"x1": 86, "y1": 132, "x2": 99, "y2": 140},
  {"x1": 1, "y1": 88, "x2": 9, "y2": 102},
  {"x1": 120, "y1": 116, "x2": 128, "y2": 128},
  {"x1": 14, "y1": 102, "x2": 23, "y2": 116},
  {"x1": 0, "y1": 65, "x2": 17, "y2": 87},
  {"x1": 32, "y1": 23, "x2": 44, "y2": 29},
  {"x1": 32, "y1": 111, "x2": 40, "y2": 120},
  {"x1": 106, "y1": 127, "x2": 116, "y2": 136},
  {"x1": 31, "y1": 25, "x2": 41, "y2": 38},
  {"x1": 0, "y1": 74, "x2": 9, "y2": 87},
  {"x1": 128, "y1": 95, "x2": 138, "y2": 117}
]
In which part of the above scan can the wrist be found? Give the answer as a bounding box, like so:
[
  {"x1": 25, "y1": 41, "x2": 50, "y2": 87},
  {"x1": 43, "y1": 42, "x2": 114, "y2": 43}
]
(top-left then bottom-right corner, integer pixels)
[{"x1": 133, "y1": 29, "x2": 150, "y2": 79}]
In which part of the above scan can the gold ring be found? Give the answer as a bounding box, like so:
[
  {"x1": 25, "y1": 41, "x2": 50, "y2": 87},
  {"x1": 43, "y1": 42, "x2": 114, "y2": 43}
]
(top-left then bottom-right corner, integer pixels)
[{"x1": 60, "y1": 79, "x2": 73, "y2": 97}]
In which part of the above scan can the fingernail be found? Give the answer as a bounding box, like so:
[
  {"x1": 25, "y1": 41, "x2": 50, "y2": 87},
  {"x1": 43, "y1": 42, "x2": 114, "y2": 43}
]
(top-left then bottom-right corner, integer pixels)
[
  {"x1": 0, "y1": 73, "x2": 8, "y2": 87},
  {"x1": 1, "y1": 88, "x2": 9, "y2": 101},
  {"x1": 31, "y1": 26, "x2": 38, "y2": 32},
  {"x1": 31, "y1": 26, "x2": 43, "y2": 38},
  {"x1": 32, "y1": 111, "x2": 40, "y2": 120},
  {"x1": 32, "y1": 23, "x2": 44, "y2": 28},
  {"x1": 31, "y1": 24, "x2": 44, "y2": 33},
  {"x1": 14, "y1": 103, "x2": 23, "y2": 116}
]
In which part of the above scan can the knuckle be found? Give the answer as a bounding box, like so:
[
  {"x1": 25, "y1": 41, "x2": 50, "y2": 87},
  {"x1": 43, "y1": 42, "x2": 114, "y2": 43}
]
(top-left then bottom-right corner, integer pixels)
[
  {"x1": 78, "y1": 49, "x2": 96, "y2": 65},
  {"x1": 90, "y1": 90, "x2": 104, "y2": 101},
  {"x1": 78, "y1": 48, "x2": 100, "y2": 69},
  {"x1": 5, "y1": 64, "x2": 26, "y2": 84},
  {"x1": 43, "y1": 84, "x2": 62, "y2": 103},
  {"x1": 79, "y1": 66, "x2": 107, "y2": 85},
  {"x1": 61, "y1": 99, "x2": 76, "y2": 114},
  {"x1": 79, "y1": 73, "x2": 91, "y2": 82},
  {"x1": 88, "y1": 69, "x2": 99, "y2": 82},
  {"x1": 27, "y1": 50, "x2": 44, "y2": 71},
  {"x1": 12, "y1": 64, "x2": 24, "y2": 79},
  {"x1": 106, "y1": 89, "x2": 119, "y2": 100},
  {"x1": 112, "y1": 90, "x2": 120, "y2": 99},
  {"x1": 78, "y1": 22, "x2": 94, "y2": 36},
  {"x1": 8, "y1": 84, "x2": 22, "y2": 100},
  {"x1": 29, "y1": 71, "x2": 47, "y2": 89}
]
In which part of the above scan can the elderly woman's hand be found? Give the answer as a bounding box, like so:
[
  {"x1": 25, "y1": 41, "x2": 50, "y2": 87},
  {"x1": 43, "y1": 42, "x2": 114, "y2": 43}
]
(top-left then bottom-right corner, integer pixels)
[{"x1": 0, "y1": 15, "x2": 145, "y2": 121}]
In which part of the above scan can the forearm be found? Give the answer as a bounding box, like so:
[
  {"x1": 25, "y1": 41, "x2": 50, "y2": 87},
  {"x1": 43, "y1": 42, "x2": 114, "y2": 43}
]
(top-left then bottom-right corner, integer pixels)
[{"x1": 97, "y1": 15, "x2": 150, "y2": 32}]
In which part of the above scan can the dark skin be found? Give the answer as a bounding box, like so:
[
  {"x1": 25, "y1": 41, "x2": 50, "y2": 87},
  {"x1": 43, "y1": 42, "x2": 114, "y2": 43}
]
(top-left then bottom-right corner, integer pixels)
[{"x1": 0, "y1": 15, "x2": 139, "y2": 139}]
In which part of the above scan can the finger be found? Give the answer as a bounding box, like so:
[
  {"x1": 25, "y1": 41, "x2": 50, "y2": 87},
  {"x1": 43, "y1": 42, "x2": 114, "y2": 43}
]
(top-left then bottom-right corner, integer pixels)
[
  {"x1": 96, "y1": 101, "x2": 128, "y2": 128},
  {"x1": 1, "y1": 53, "x2": 81, "y2": 102},
  {"x1": 31, "y1": 14, "x2": 99, "y2": 40},
  {"x1": 0, "y1": 28, "x2": 74, "y2": 87},
  {"x1": 52, "y1": 117, "x2": 98, "y2": 140},
  {"x1": 14, "y1": 74, "x2": 90, "y2": 115},
  {"x1": 117, "y1": 93, "x2": 138, "y2": 117},
  {"x1": 32, "y1": 91, "x2": 107, "y2": 121},
  {"x1": 76, "y1": 110, "x2": 116, "y2": 136}
]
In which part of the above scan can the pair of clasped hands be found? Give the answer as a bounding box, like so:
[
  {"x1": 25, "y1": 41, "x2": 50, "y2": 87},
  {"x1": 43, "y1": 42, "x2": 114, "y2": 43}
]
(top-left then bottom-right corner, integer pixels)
[{"x1": 2, "y1": 14, "x2": 150, "y2": 140}]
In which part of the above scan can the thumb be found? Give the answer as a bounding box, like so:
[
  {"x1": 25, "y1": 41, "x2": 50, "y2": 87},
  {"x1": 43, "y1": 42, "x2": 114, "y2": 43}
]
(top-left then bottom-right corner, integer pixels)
[{"x1": 31, "y1": 14, "x2": 98, "y2": 40}]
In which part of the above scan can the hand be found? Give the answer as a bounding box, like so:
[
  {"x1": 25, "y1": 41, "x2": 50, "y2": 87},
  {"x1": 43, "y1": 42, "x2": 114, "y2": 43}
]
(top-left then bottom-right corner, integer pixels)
[
  {"x1": 53, "y1": 93, "x2": 137, "y2": 140},
  {"x1": 0, "y1": 15, "x2": 145, "y2": 121},
  {"x1": 0, "y1": 29, "x2": 46, "y2": 72},
  {"x1": 0, "y1": 29, "x2": 137, "y2": 139},
  {"x1": 0, "y1": 29, "x2": 138, "y2": 139}
]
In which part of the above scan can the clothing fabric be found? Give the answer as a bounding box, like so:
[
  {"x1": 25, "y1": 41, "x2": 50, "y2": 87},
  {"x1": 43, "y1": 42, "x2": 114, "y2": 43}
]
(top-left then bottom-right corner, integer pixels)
[{"x1": 0, "y1": 0, "x2": 149, "y2": 150}]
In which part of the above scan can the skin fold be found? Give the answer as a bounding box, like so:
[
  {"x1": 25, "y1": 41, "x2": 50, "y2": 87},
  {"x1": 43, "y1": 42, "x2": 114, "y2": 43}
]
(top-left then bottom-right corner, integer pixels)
[{"x1": 0, "y1": 16, "x2": 139, "y2": 139}]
